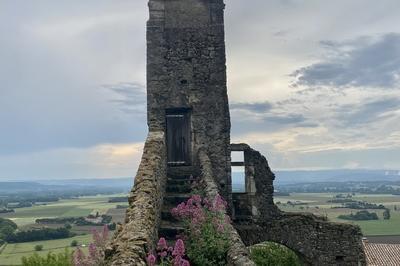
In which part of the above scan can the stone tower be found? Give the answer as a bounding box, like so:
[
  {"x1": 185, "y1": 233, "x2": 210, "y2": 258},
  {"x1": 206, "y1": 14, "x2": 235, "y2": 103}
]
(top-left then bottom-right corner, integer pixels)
[
  {"x1": 106, "y1": 1, "x2": 367, "y2": 265},
  {"x1": 147, "y1": 0, "x2": 231, "y2": 200}
]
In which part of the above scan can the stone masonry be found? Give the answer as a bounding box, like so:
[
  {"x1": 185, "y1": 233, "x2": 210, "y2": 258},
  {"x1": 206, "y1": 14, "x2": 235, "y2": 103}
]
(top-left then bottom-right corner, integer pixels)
[{"x1": 107, "y1": 1, "x2": 367, "y2": 265}]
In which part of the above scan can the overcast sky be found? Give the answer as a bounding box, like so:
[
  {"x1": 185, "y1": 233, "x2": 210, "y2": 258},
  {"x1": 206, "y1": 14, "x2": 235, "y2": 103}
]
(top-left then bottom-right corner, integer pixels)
[{"x1": 1, "y1": 0, "x2": 400, "y2": 180}]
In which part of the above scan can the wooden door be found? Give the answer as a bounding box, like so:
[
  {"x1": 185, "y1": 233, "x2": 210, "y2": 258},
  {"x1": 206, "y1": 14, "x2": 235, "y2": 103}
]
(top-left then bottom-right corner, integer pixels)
[{"x1": 166, "y1": 111, "x2": 191, "y2": 165}]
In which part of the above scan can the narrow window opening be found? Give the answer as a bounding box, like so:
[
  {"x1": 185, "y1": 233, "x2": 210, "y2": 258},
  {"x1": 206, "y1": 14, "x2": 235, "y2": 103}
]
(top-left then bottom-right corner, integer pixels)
[
  {"x1": 232, "y1": 166, "x2": 245, "y2": 193},
  {"x1": 231, "y1": 151, "x2": 244, "y2": 163}
]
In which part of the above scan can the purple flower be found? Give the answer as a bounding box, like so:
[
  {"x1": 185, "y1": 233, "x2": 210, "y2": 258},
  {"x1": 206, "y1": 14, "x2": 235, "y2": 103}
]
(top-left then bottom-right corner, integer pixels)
[
  {"x1": 157, "y1": 237, "x2": 168, "y2": 250},
  {"x1": 160, "y1": 251, "x2": 168, "y2": 258},
  {"x1": 181, "y1": 259, "x2": 190, "y2": 266},
  {"x1": 173, "y1": 255, "x2": 182, "y2": 266},
  {"x1": 88, "y1": 243, "x2": 97, "y2": 258},
  {"x1": 192, "y1": 195, "x2": 202, "y2": 205},
  {"x1": 172, "y1": 239, "x2": 185, "y2": 257},
  {"x1": 146, "y1": 254, "x2": 156, "y2": 266},
  {"x1": 73, "y1": 248, "x2": 85, "y2": 266}
]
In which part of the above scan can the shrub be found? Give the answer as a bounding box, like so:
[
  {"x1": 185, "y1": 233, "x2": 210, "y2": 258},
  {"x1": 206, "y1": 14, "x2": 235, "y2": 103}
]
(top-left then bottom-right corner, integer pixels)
[
  {"x1": 65, "y1": 223, "x2": 72, "y2": 230},
  {"x1": 21, "y1": 249, "x2": 72, "y2": 266},
  {"x1": 171, "y1": 194, "x2": 230, "y2": 266},
  {"x1": 70, "y1": 240, "x2": 78, "y2": 247},
  {"x1": 383, "y1": 208, "x2": 391, "y2": 220},
  {"x1": 250, "y1": 242, "x2": 302, "y2": 266},
  {"x1": 35, "y1": 245, "x2": 43, "y2": 251}
]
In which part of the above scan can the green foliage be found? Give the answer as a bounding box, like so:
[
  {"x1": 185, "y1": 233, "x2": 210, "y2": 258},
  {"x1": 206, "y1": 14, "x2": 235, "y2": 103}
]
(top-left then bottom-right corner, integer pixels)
[
  {"x1": 383, "y1": 208, "x2": 391, "y2": 220},
  {"x1": 70, "y1": 240, "x2": 78, "y2": 247},
  {"x1": 34, "y1": 245, "x2": 43, "y2": 251},
  {"x1": 0, "y1": 217, "x2": 18, "y2": 240},
  {"x1": 21, "y1": 249, "x2": 72, "y2": 266},
  {"x1": 64, "y1": 223, "x2": 72, "y2": 230},
  {"x1": 6, "y1": 227, "x2": 74, "y2": 243},
  {"x1": 107, "y1": 222, "x2": 117, "y2": 230},
  {"x1": 185, "y1": 218, "x2": 229, "y2": 266},
  {"x1": 172, "y1": 195, "x2": 230, "y2": 266},
  {"x1": 250, "y1": 242, "x2": 302, "y2": 266},
  {"x1": 338, "y1": 210, "x2": 379, "y2": 221}
]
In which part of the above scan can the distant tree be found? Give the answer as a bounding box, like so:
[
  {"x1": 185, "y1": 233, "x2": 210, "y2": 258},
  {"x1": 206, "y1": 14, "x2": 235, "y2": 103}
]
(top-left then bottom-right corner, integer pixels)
[
  {"x1": 383, "y1": 208, "x2": 391, "y2": 220},
  {"x1": 6, "y1": 227, "x2": 73, "y2": 243},
  {"x1": 0, "y1": 217, "x2": 18, "y2": 240},
  {"x1": 34, "y1": 245, "x2": 43, "y2": 251},
  {"x1": 338, "y1": 210, "x2": 379, "y2": 221},
  {"x1": 70, "y1": 240, "x2": 78, "y2": 247},
  {"x1": 107, "y1": 222, "x2": 116, "y2": 230},
  {"x1": 64, "y1": 223, "x2": 72, "y2": 230}
]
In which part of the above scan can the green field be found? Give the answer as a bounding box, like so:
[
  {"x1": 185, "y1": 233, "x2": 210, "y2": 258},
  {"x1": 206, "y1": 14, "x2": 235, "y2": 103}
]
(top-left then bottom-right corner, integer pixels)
[
  {"x1": 0, "y1": 194, "x2": 127, "y2": 227},
  {"x1": 275, "y1": 193, "x2": 400, "y2": 236},
  {"x1": 0, "y1": 234, "x2": 92, "y2": 266},
  {"x1": 0, "y1": 194, "x2": 127, "y2": 265}
]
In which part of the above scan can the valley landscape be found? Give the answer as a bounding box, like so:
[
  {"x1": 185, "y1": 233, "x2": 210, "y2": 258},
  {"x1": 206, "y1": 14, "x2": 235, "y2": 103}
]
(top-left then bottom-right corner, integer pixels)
[{"x1": 1, "y1": 170, "x2": 399, "y2": 265}]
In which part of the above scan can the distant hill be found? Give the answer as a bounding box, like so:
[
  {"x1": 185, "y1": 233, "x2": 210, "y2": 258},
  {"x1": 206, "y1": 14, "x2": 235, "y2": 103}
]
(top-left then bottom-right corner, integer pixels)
[
  {"x1": 0, "y1": 178, "x2": 133, "y2": 195},
  {"x1": 0, "y1": 181, "x2": 50, "y2": 191},
  {"x1": 274, "y1": 169, "x2": 400, "y2": 185}
]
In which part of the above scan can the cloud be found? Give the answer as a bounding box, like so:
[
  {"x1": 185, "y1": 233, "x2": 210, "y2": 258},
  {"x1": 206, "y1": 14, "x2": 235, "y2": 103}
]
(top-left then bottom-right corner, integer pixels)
[
  {"x1": 230, "y1": 101, "x2": 273, "y2": 113},
  {"x1": 336, "y1": 97, "x2": 400, "y2": 126},
  {"x1": 292, "y1": 33, "x2": 400, "y2": 89},
  {"x1": 105, "y1": 82, "x2": 147, "y2": 115},
  {"x1": 0, "y1": 142, "x2": 144, "y2": 180},
  {"x1": 230, "y1": 101, "x2": 318, "y2": 136}
]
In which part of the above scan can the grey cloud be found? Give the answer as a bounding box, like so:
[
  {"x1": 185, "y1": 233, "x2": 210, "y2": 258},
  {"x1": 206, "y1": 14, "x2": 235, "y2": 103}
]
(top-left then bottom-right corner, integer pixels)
[
  {"x1": 337, "y1": 97, "x2": 400, "y2": 126},
  {"x1": 292, "y1": 33, "x2": 400, "y2": 89},
  {"x1": 106, "y1": 82, "x2": 147, "y2": 115},
  {"x1": 230, "y1": 101, "x2": 318, "y2": 135},
  {"x1": 230, "y1": 101, "x2": 273, "y2": 113}
]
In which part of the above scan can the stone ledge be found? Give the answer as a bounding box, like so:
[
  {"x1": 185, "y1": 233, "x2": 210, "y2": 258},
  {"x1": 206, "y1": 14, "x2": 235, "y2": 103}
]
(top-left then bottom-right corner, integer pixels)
[{"x1": 105, "y1": 131, "x2": 167, "y2": 266}]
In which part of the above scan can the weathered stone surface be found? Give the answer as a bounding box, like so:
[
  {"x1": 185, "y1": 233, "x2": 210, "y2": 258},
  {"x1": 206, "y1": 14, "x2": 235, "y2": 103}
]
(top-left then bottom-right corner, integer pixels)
[
  {"x1": 231, "y1": 143, "x2": 367, "y2": 266},
  {"x1": 105, "y1": 132, "x2": 167, "y2": 265},
  {"x1": 147, "y1": 0, "x2": 232, "y2": 204}
]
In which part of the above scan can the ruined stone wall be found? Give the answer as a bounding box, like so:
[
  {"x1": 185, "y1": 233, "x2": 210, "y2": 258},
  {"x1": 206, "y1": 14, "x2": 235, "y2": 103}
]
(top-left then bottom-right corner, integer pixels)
[
  {"x1": 231, "y1": 143, "x2": 366, "y2": 266},
  {"x1": 236, "y1": 214, "x2": 366, "y2": 266},
  {"x1": 198, "y1": 148, "x2": 255, "y2": 266},
  {"x1": 147, "y1": 0, "x2": 232, "y2": 202},
  {"x1": 231, "y1": 144, "x2": 280, "y2": 222},
  {"x1": 106, "y1": 132, "x2": 167, "y2": 265}
]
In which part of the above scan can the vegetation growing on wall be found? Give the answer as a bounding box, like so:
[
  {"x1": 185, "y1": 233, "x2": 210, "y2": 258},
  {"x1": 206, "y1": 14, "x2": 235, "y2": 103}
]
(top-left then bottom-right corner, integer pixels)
[{"x1": 250, "y1": 242, "x2": 302, "y2": 266}]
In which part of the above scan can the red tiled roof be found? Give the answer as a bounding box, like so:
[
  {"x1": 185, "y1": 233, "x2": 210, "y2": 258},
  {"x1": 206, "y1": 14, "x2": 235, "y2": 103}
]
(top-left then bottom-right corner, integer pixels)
[{"x1": 364, "y1": 241, "x2": 400, "y2": 266}]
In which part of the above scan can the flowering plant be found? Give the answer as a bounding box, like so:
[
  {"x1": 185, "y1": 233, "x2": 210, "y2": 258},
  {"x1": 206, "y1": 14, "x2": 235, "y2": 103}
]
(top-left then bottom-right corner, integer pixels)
[
  {"x1": 146, "y1": 238, "x2": 190, "y2": 266},
  {"x1": 73, "y1": 225, "x2": 109, "y2": 266},
  {"x1": 171, "y1": 194, "x2": 230, "y2": 266}
]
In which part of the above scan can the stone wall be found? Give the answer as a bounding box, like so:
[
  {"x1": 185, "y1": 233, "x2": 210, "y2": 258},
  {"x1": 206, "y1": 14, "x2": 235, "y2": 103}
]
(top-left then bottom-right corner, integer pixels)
[
  {"x1": 231, "y1": 144, "x2": 280, "y2": 222},
  {"x1": 231, "y1": 143, "x2": 366, "y2": 266},
  {"x1": 198, "y1": 148, "x2": 255, "y2": 266},
  {"x1": 105, "y1": 132, "x2": 167, "y2": 265},
  {"x1": 147, "y1": 0, "x2": 232, "y2": 203}
]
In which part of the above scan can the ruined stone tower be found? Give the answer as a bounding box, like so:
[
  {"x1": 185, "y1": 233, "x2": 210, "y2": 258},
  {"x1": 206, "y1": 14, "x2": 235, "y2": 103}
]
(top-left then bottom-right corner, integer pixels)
[
  {"x1": 147, "y1": 0, "x2": 231, "y2": 201},
  {"x1": 106, "y1": 1, "x2": 367, "y2": 265}
]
